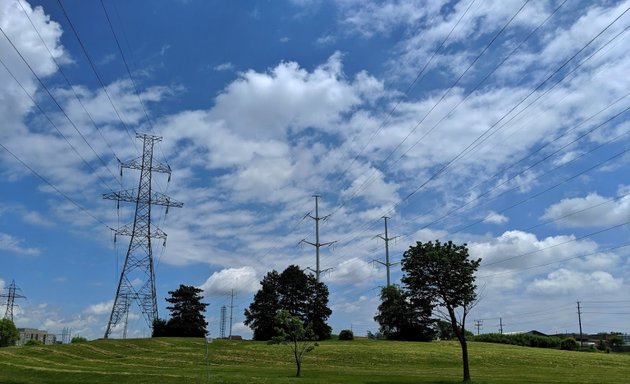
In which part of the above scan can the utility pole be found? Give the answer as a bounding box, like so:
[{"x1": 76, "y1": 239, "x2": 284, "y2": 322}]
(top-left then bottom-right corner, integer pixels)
[
  {"x1": 474, "y1": 319, "x2": 483, "y2": 335},
  {"x1": 374, "y1": 217, "x2": 399, "y2": 287},
  {"x1": 220, "y1": 305, "x2": 227, "y2": 339},
  {"x1": 577, "y1": 301, "x2": 583, "y2": 348},
  {"x1": 499, "y1": 317, "x2": 504, "y2": 334},
  {"x1": 228, "y1": 289, "x2": 234, "y2": 339},
  {"x1": 301, "y1": 195, "x2": 336, "y2": 282},
  {"x1": 1, "y1": 280, "x2": 26, "y2": 322},
  {"x1": 103, "y1": 133, "x2": 183, "y2": 339}
]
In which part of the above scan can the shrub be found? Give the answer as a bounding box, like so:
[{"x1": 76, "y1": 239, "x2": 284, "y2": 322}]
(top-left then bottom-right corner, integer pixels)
[
  {"x1": 24, "y1": 339, "x2": 42, "y2": 346},
  {"x1": 71, "y1": 336, "x2": 88, "y2": 344},
  {"x1": 0, "y1": 319, "x2": 19, "y2": 347},
  {"x1": 560, "y1": 337, "x2": 578, "y2": 351},
  {"x1": 339, "y1": 329, "x2": 354, "y2": 341}
]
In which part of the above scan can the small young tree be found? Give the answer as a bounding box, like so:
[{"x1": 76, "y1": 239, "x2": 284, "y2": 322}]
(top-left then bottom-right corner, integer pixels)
[
  {"x1": 165, "y1": 285, "x2": 209, "y2": 337},
  {"x1": 402, "y1": 240, "x2": 481, "y2": 382},
  {"x1": 272, "y1": 309, "x2": 318, "y2": 377},
  {"x1": 0, "y1": 319, "x2": 19, "y2": 347}
]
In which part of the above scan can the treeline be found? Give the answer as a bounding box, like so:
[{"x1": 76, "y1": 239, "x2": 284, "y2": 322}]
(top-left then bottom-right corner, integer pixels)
[{"x1": 474, "y1": 333, "x2": 579, "y2": 350}]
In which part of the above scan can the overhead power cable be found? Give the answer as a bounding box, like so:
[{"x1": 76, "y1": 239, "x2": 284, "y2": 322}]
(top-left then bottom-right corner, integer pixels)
[
  {"x1": 333, "y1": 7, "x2": 629, "y2": 249},
  {"x1": 15, "y1": 0, "x2": 123, "y2": 185},
  {"x1": 0, "y1": 141, "x2": 114, "y2": 230},
  {"x1": 0, "y1": 50, "x2": 117, "y2": 194},
  {"x1": 55, "y1": 0, "x2": 138, "y2": 151},
  {"x1": 328, "y1": 0, "x2": 534, "y2": 218}
]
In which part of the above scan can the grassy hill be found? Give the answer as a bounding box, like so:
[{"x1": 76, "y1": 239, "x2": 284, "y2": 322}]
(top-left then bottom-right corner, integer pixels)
[{"x1": 0, "y1": 338, "x2": 628, "y2": 383}]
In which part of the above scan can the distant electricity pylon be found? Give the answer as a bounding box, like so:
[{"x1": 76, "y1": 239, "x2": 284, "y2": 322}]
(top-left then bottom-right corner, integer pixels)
[
  {"x1": 219, "y1": 305, "x2": 227, "y2": 339},
  {"x1": 300, "y1": 195, "x2": 336, "y2": 282},
  {"x1": 103, "y1": 134, "x2": 182, "y2": 339},
  {"x1": 374, "y1": 217, "x2": 399, "y2": 287},
  {"x1": 1, "y1": 280, "x2": 26, "y2": 322}
]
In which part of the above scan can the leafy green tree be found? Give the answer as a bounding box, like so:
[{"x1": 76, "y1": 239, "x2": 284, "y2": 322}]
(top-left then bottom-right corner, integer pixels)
[
  {"x1": 70, "y1": 336, "x2": 88, "y2": 343},
  {"x1": 338, "y1": 329, "x2": 354, "y2": 340},
  {"x1": 0, "y1": 319, "x2": 19, "y2": 347},
  {"x1": 271, "y1": 309, "x2": 318, "y2": 377},
  {"x1": 402, "y1": 240, "x2": 481, "y2": 382},
  {"x1": 165, "y1": 285, "x2": 209, "y2": 337},
  {"x1": 245, "y1": 265, "x2": 332, "y2": 341},
  {"x1": 244, "y1": 270, "x2": 280, "y2": 340},
  {"x1": 374, "y1": 285, "x2": 434, "y2": 341}
]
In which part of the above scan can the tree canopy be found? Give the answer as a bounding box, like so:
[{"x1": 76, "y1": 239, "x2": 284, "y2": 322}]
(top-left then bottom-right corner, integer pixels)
[
  {"x1": 374, "y1": 285, "x2": 434, "y2": 341},
  {"x1": 245, "y1": 265, "x2": 332, "y2": 341},
  {"x1": 271, "y1": 309, "x2": 318, "y2": 377},
  {"x1": 153, "y1": 284, "x2": 208, "y2": 337},
  {"x1": 402, "y1": 240, "x2": 481, "y2": 382},
  {"x1": 0, "y1": 319, "x2": 19, "y2": 347}
]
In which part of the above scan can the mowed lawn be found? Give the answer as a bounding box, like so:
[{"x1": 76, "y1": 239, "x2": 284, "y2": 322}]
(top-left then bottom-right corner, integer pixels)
[{"x1": 0, "y1": 338, "x2": 628, "y2": 383}]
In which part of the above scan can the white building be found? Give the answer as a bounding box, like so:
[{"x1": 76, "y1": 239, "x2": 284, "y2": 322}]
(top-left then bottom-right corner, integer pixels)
[{"x1": 17, "y1": 328, "x2": 57, "y2": 345}]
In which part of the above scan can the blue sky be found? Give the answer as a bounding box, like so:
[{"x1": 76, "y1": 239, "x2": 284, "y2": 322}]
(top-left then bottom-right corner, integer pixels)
[{"x1": 1, "y1": 0, "x2": 629, "y2": 340}]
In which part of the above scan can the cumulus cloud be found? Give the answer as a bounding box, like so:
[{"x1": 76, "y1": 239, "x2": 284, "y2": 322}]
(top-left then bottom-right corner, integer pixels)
[
  {"x1": 542, "y1": 191, "x2": 630, "y2": 227},
  {"x1": 483, "y1": 211, "x2": 509, "y2": 224},
  {"x1": 199, "y1": 266, "x2": 260, "y2": 295},
  {"x1": 527, "y1": 268, "x2": 623, "y2": 295},
  {"x1": 84, "y1": 300, "x2": 114, "y2": 316},
  {"x1": 329, "y1": 257, "x2": 378, "y2": 285}
]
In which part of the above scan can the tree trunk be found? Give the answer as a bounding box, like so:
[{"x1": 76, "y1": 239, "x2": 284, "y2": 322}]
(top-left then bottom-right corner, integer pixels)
[
  {"x1": 294, "y1": 342, "x2": 301, "y2": 377},
  {"x1": 459, "y1": 336, "x2": 471, "y2": 382},
  {"x1": 448, "y1": 306, "x2": 471, "y2": 382}
]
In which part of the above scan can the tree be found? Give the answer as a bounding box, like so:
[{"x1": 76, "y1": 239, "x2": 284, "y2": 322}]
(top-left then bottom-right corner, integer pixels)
[
  {"x1": 165, "y1": 285, "x2": 209, "y2": 337},
  {"x1": 151, "y1": 318, "x2": 169, "y2": 337},
  {"x1": 338, "y1": 329, "x2": 354, "y2": 340},
  {"x1": 402, "y1": 240, "x2": 481, "y2": 382},
  {"x1": 70, "y1": 336, "x2": 88, "y2": 343},
  {"x1": 244, "y1": 270, "x2": 280, "y2": 340},
  {"x1": 0, "y1": 319, "x2": 19, "y2": 347},
  {"x1": 271, "y1": 309, "x2": 318, "y2": 377},
  {"x1": 245, "y1": 265, "x2": 332, "y2": 341},
  {"x1": 374, "y1": 285, "x2": 434, "y2": 341}
]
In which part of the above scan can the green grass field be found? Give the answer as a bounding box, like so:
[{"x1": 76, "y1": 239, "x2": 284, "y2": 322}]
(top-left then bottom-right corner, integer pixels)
[{"x1": 0, "y1": 338, "x2": 628, "y2": 383}]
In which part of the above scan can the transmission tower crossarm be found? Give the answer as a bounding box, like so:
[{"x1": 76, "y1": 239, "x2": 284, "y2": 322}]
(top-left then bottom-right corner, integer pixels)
[{"x1": 103, "y1": 190, "x2": 183, "y2": 208}]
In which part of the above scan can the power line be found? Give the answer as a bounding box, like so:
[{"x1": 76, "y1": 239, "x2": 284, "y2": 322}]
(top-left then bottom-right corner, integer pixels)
[
  {"x1": 333, "y1": 11, "x2": 630, "y2": 250},
  {"x1": 55, "y1": 0, "x2": 138, "y2": 150},
  {"x1": 0, "y1": 141, "x2": 114, "y2": 230},
  {"x1": 16, "y1": 0, "x2": 122, "y2": 168},
  {"x1": 0, "y1": 26, "x2": 120, "y2": 193},
  {"x1": 329, "y1": 0, "x2": 532, "y2": 219}
]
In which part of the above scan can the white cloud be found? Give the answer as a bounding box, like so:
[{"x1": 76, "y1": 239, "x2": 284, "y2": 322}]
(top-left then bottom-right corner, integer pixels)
[
  {"x1": 83, "y1": 300, "x2": 114, "y2": 316},
  {"x1": 229, "y1": 321, "x2": 252, "y2": 339},
  {"x1": 22, "y1": 210, "x2": 54, "y2": 227},
  {"x1": 483, "y1": 211, "x2": 508, "y2": 224},
  {"x1": 0, "y1": 232, "x2": 41, "y2": 255},
  {"x1": 527, "y1": 268, "x2": 623, "y2": 295},
  {"x1": 329, "y1": 257, "x2": 378, "y2": 285},
  {"x1": 542, "y1": 191, "x2": 630, "y2": 227},
  {"x1": 214, "y1": 62, "x2": 234, "y2": 71},
  {"x1": 199, "y1": 266, "x2": 260, "y2": 295}
]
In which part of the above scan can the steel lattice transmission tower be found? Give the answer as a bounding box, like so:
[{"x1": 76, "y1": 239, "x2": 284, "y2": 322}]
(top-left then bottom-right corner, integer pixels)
[
  {"x1": 1, "y1": 280, "x2": 26, "y2": 322},
  {"x1": 300, "y1": 195, "x2": 336, "y2": 282},
  {"x1": 103, "y1": 134, "x2": 182, "y2": 339},
  {"x1": 220, "y1": 305, "x2": 227, "y2": 339}
]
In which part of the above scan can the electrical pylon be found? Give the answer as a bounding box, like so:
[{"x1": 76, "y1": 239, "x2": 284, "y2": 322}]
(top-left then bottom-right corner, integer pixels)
[
  {"x1": 220, "y1": 305, "x2": 227, "y2": 339},
  {"x1": 300, "y1": 195, "x2": 336, "y2": 282},
  {"x1": 103, "y1": 133, "x2": 182, "y2": 339},
  {"x1": 374, "y1": 217, "x2": 399, "y2": 287},
  {"x1": 1, "y1": 280, "x2": 26, "y2": 322}
]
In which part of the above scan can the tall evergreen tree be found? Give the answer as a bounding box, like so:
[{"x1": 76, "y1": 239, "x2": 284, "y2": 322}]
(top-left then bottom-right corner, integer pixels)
[
  {"x1": 244, "y1": 270, "x2": 280, "y2": 340},
  {"x1": 164, "y1": 285, "x2": 209, "y2": 337},
  {"x1": 245, "y1": 265, "x2": 332, "y2": 341}
]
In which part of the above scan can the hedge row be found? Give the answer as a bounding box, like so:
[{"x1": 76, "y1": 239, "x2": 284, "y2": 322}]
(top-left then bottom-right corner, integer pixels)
[{"x1": 474, "y1": 333, "x2": 567, "y2": 349}]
